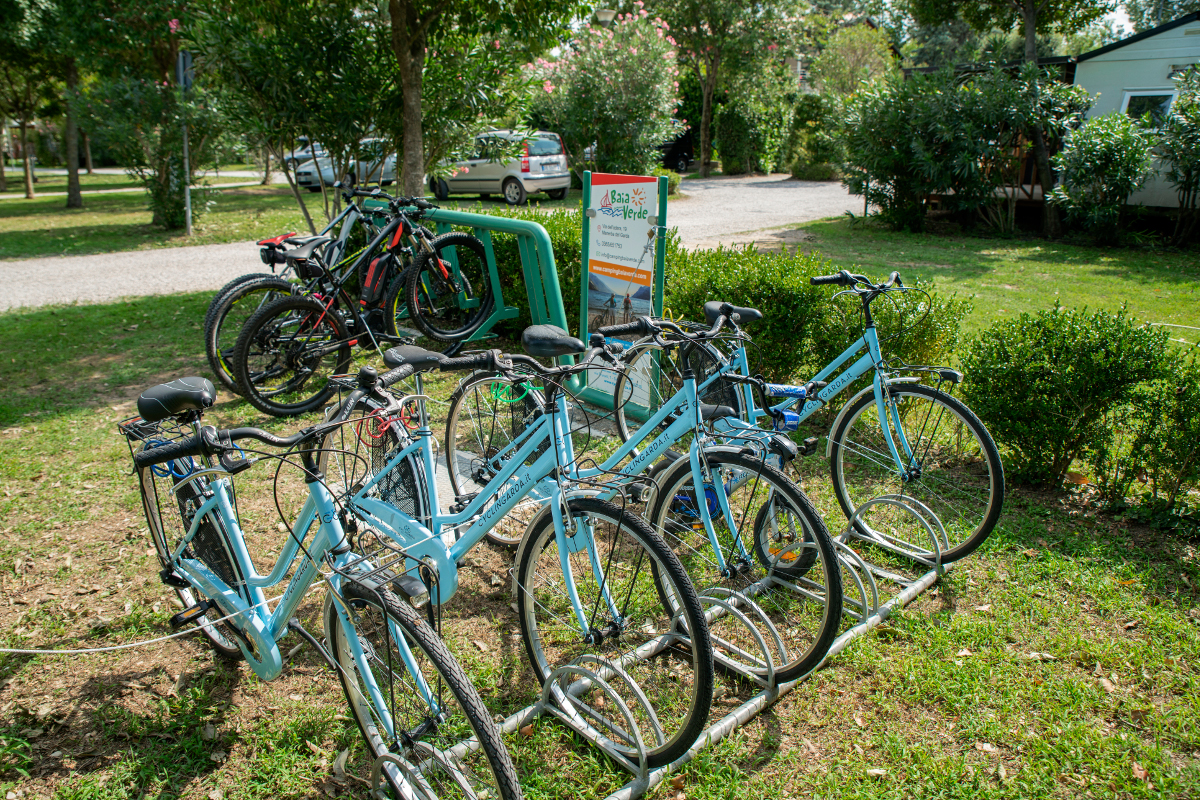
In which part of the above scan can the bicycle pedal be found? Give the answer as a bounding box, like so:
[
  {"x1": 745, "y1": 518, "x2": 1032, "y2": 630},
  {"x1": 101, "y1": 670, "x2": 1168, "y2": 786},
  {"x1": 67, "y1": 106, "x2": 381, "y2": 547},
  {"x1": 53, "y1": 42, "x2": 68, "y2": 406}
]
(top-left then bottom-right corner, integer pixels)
[
  {"x1": 799, "y1": 436, "x2": 819, "y2": 457},
  {"x1": 159, "y1": 568, "x2": 190, "y2": 589},
  {"x1": 169, "y1": 599, "x2": 216, "y2": 630}
]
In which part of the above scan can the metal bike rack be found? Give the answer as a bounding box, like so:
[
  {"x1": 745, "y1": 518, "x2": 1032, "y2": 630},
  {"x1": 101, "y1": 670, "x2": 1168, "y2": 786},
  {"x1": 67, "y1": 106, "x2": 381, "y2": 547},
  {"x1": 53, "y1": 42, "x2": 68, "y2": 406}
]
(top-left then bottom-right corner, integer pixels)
[{"x1": 589, "y1": 495, "x2": 952, "y2": 800}]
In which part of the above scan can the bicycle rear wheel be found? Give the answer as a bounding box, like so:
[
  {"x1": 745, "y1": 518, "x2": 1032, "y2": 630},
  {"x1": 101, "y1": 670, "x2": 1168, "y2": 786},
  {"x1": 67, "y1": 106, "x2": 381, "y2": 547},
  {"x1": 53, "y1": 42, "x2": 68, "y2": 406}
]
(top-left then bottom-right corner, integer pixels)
[
  {"x1": 325, "y1": 580, "x2": 521, "y2": 800},
  {"x1": 646, "y1": 449, "x2": 842, "y2": 684},
  {"x1": 405, "y1": 232, "x2": 493, "y2": 342},
  {"x1": 234, "y1": 294, "x2": 352, "y2": 417},
  {"x1": 514, "y1": 497, "x2": 714, "y2": 768},
  {"x1": 444, "y1": 371, "x2": 548, "y2": 547},
  {"x1": 136, "y1": 461, "x2": 243, "y2": 659},
  {"x1": 828, "y1": 382, "x2": 1004, "y2": 562},
  {"x1": 205, "y1": 274, "x2": 295, "y2": 395}
]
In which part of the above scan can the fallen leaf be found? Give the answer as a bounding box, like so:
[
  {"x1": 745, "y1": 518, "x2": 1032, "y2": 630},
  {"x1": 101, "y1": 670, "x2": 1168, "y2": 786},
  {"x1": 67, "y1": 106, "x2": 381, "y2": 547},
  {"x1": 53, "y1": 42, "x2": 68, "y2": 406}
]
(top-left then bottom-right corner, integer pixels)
[
  {"x1": 1065, "y1": 471, "x2": 1088, "y2": 485},
  {"x1": 975, "y1": 742, "x2": 997, "y2": 753},
  {"x1": 1123, "y1": 621, "x2": 1138, "y2": 630},
  {"x1": 802, "y1": 737, "x2": 819, "y2": 756},
  {"x1": 209, "y1": 751, "x2": 226, "y2": 763},
  {"x1": 1130, "y1": 708, "x2": 1149, "y2": 725},
  {"x1": 670, "y1": 776, "x2": 685, "y2": 790},
  {"x1": 332, "y1": 748, "x2": 350, "y2": 784},
  {"x1": 854, "y1": 715, "x2": 865, "y2": 728},
  {"x1": 974, "y1": 604, "x2": 992, "y2": 613},
  {"x1": 203, "y1": 723, "x2": 216, "y2": 741},
  {"x1": 866, "y1": 769, "x2": 887, "y2": 778},
  {"x1": 1119, "y1": 579, "x2": 1137, "y2": 586},
  {"x1": 490, "y1": 573, "x2": 502, "y2": 587},
  {"x1": 208, "y1": 791, "x2": 223, "y2": 800},
  {"x1": 957, "y1": 648, "x2": 973, "y2": 657},
  {"x1": 473, "y1": 640, "x2": 488, "y2": 652},
  {"x1": 305, "y1": 740, "x2": 323, "y2": 757},
  {"x1": 1099, "y1": 678, "x2": 1116, "y2": 693},
  {"x1": 519, "y1": 724, "x2": 534, "y2": 738},
  {"x1": 1132, "y1": 761, "x2": 1148, "y2": 781}
]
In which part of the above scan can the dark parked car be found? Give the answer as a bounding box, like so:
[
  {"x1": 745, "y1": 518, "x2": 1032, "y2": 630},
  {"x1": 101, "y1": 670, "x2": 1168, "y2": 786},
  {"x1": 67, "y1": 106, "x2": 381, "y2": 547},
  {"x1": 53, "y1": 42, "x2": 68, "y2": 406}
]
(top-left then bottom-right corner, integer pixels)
[{"x1": 660, "y1": 132, "x2": 693, "y2": 173}]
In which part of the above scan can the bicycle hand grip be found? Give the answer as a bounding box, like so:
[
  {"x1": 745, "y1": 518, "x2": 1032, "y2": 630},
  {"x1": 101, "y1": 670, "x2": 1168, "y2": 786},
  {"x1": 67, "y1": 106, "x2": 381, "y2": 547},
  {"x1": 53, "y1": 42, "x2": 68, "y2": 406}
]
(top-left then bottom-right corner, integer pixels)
[
  {"x1": 134, "y1": 435, "x2": 204, "y2": 468},
  {"x1": 810, "y1": 272, "x2": 854, "y2": 287},
  {"x1": 438, "y1": 352, "x2": 494, "y2": 373},
  {"x1": 597, "y1": 318, "x2": 651, "y2": 339},
  {"x1": 379, "y1": 363, "x2": 416, "y2": 388}
]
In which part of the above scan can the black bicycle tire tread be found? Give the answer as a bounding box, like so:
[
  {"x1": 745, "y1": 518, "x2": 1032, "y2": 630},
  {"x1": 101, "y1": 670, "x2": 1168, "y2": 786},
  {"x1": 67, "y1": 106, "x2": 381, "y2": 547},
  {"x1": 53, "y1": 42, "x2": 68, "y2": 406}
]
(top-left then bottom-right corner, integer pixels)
[
  {"x1": 647, "y1": 450, "x2": 843, "y2": 683},
  {"x1": 828, "y1": 383, "x2": 1005, "y2": 563},
  {"x1": 337, "y1": 580, "x2": 522, "y2": 800},
  {"x1": 404, "y1": 232, "x2": 495, "y2": 342},
  {"x1": 514, "y1": 496, "x2": 714, "y2": 768}
]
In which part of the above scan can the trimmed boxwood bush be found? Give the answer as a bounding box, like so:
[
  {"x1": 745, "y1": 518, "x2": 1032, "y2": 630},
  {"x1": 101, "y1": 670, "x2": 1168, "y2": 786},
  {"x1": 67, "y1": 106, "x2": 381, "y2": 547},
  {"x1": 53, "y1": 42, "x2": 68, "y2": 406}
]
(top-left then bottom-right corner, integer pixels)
[{"x1": 960, "y1": 305, "x2": 1170, "y2": 486}]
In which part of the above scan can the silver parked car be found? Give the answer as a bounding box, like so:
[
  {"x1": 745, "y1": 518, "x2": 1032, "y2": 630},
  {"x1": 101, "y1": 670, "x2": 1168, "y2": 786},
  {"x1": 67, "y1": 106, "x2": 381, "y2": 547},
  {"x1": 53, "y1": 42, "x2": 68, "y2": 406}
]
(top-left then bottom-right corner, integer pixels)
[
  {"x1": 295, "y1": 139, "x2": 396, "y2": 192},
  {"x1": 430, "y1": 130, "x2": 570, "y2": 205}
]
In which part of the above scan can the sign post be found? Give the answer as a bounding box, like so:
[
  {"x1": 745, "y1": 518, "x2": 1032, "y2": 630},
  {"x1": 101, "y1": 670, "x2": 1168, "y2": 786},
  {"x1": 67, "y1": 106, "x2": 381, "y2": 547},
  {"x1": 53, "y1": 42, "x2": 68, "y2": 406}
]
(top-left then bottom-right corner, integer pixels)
[
  {"x1": 577, "y1": 170, "x2": 668, "y2": 411},
  {"x1": 177, "y1": 51, "x2": 194, "y2": 237}
]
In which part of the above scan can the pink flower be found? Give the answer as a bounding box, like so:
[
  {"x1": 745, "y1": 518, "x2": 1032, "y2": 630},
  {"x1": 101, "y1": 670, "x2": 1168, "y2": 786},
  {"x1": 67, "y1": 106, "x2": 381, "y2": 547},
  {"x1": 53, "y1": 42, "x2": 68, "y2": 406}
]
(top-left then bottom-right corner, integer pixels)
[
  {"x1": 543, "y1": 80, "x2": 555, "y2": 93},
  {"x1": 767, "y1": 43, "x2": 778, "y2": 51},
  {"x1": 168, "y1": 18, "x2": 180, "y2": 33},
  {"x1": 673, "y1": 81, "x2": 679, "y2": 87},
  {"x1": 630, "y1": 47, "x2": 637, "y2": 54},
  {"x1": 494, "y1": 39, "x2": 501, "y2": 48}
]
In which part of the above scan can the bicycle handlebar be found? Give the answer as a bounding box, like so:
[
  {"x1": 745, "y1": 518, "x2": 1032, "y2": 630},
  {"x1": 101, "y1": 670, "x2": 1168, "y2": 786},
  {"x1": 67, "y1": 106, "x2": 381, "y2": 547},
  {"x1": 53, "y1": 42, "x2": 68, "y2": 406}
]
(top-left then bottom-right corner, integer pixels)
[
  {"x1": 133, "y1": 426, "x2": 307, "y2": 469},
  {"x1": 810, "y1": 269, "x2": 904, "y2": 290},
  {"x1": 437, "y1": 352, "x2": 496, "y2": 373},
  {"x1": 596, "y1": 319, "x2": 652, "y2": 338}
]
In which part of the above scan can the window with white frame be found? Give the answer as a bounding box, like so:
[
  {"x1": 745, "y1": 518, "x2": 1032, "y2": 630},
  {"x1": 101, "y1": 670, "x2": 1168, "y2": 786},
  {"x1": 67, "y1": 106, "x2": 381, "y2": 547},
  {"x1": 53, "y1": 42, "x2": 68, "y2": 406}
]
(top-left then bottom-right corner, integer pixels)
[{"x1": 1121, "y1": 90, "x2": 1176, "y2": 125}]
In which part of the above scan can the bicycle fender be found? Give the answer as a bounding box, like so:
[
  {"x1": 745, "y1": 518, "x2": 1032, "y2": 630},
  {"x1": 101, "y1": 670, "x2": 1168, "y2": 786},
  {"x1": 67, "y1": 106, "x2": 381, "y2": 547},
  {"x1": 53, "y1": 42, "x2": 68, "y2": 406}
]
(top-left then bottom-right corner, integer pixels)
[
  {"x1": 352, "y1": 498, "x2": 459, "y2": 605},
  {"x1": 824, "y1": 378, "x2": 921, "y2": 459}
]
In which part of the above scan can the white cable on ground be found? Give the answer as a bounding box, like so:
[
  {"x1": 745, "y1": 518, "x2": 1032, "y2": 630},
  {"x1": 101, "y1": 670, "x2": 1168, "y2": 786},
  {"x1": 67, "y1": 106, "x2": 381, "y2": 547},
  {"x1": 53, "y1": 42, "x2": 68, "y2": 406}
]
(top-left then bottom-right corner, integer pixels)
[{"x1": 0, "y1": 584, "x2": 319, "y2": 656}]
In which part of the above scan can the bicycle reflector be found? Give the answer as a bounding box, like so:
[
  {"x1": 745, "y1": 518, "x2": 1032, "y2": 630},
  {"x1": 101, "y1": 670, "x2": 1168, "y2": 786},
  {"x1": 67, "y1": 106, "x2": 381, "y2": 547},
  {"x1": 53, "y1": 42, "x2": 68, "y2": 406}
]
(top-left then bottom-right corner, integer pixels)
[{"x1": 772, "y1": 410, "x2": 801, "y2": 432}]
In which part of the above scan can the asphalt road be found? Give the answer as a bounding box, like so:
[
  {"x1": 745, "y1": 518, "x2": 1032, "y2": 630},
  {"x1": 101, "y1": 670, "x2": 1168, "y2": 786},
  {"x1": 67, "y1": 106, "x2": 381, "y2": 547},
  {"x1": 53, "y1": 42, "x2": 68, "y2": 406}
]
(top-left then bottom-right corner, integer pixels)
[{"x1": 1, "y1": 173, "x2": 858, "y2": 312}]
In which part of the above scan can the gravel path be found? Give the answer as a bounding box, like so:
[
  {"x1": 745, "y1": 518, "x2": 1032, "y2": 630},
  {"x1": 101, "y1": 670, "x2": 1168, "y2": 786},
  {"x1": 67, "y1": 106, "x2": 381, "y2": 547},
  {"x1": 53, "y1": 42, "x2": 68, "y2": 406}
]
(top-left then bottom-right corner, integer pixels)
[{"x1": 1, "y1": 173, "x2": 858, "y2": 312}]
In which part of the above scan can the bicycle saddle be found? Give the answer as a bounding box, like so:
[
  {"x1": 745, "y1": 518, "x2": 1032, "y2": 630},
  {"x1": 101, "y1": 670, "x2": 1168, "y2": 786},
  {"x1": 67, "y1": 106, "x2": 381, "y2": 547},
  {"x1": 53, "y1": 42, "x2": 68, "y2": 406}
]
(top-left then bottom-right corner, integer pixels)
[
  {"x1": 382, "y1": 345, "x2": 448, "y2": 371},
  {"x1": 522, "y1": 325, "x2": 585, "y2": 358},
  {"x1": 284, "y1": 236, "x2": 333, "y2": 261},
  {"x1": 137, "y1": 377, "x2": 216, "y2": 423},
  {"x1": 704, "y1": 301, "x2": 763, "y2": 325}
]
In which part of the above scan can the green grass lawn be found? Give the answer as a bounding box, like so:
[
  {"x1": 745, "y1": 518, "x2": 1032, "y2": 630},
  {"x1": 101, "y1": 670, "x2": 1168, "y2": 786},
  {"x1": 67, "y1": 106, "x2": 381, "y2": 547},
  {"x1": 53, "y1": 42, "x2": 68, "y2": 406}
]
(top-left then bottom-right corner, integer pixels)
[
  {"x1": 799, "y1": 219, "x2": 1200, "y2": 339},
  {"x1": 0, "y1": 292, "x2": 1197, "y2": 799},
  {"x1": 0, "y1": 186, "x2": 312, "y2": 260},
  {"x1": 1, "y1": 171, "x2": 143, "y2": 194}
]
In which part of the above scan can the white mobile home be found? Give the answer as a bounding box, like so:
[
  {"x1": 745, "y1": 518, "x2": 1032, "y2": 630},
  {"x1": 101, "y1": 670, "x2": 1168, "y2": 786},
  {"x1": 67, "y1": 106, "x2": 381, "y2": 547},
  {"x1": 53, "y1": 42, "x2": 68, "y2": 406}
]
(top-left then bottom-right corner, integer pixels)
[{"x1": 1073, "y1": 13, "x2": 1200, "y2": 208}]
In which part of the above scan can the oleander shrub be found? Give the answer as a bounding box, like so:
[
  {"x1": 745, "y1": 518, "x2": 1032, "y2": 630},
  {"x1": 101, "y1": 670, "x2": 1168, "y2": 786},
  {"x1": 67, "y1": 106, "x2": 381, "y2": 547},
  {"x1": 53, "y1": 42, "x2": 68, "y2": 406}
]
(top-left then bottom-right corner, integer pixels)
[
  {"x1": 1051, "y1": 113, "x2": 1156, "y2": 245},
  {"x1": 960, "y1": 305, "x2": 1170, "y2": 486}
]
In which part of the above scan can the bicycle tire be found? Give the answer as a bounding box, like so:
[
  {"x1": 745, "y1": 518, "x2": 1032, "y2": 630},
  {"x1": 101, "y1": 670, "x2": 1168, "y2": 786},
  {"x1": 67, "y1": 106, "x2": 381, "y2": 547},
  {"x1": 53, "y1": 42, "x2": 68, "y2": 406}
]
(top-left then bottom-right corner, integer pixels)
[
  {"x1": 828, "y1": 382, "x2": 1004, "y2": 563},
  {"x1": 444, "y1": 371, "x2": 548, "y2": 548},
  {"x1": 612, "y1": 339, "x2": 743, "y2": 445},
  {"x1": 137, "y1": 461, "x2": 244, "y2": 660},
  {"x1": 234, "y1": 294, "x2": 352, "y2": 417},
  {"x1": 514, "y1": 496, "x2": 714, "y2": 767},
  {"x1": 646, "y1": 449, "x2": 843, "y2": 684},
  {"x1": 404, "y1": 232, "x2": 494, "y2": 342},
  {"x1": 324, "y1": 580, "x2": 521, "y2": 800},
  {"x1": 205, "y1": 275, "x2": 296, "y2": 395}
]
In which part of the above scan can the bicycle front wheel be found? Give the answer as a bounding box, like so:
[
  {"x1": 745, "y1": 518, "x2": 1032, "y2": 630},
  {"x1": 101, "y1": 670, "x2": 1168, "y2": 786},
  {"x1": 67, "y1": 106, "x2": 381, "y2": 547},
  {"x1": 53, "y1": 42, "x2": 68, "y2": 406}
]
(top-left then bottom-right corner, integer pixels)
[
  {"x1": 444, "y1": 371, "x2": 548, "y2": 547},
  {"x1": 234, "y1": 294, "x2": 352, "y2": 417},
  {"x1": 405, "y1": 232, "x2": 493, "y2": 342},
  {"x1": 205, "y1": 274, "x2": 295, "y2": 395},
  {"x1": 325, "y1": 580, "x2": 522, "y2": 800},
  {"x1": 514, "y1": 497, "x2": 714, "y2": 768},
  {"x1": 647, "y1": 449, "x2": 843, "y2": 684},
  {"x1": 828, "y1": 382, "x2": 1004, "y2": 563}
]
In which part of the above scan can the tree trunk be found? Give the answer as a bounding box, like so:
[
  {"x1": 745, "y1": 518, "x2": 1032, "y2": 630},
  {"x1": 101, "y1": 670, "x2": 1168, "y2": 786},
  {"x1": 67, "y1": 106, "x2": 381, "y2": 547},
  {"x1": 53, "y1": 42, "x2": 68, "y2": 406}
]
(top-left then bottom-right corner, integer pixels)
[
  {"x1": 64, "y1": 59, "x2": 82, "y2": 209},
  {"x1": 83, "y1": 130, "x2": 93, "y2": 174},
  {"x1": 20, "y1": 120, "x2": 34, "y2": 199},
  {"x1": 261, "y1": 146, "x2": 272, "y2": 185},
  {"x1": 1023, "y1": 1, "x2": 1062, "y2": 238},
  {"x1": 0, "y1": 124, "x2": 6, "y2": 193},
  {"x1": 388, "y1": 0, "x2": 429, "y2": 198},
  {"x1": 698, "y1": 56, "x2": 720, "y2": 178},
  {"x1": 267, "y1": 141, "x2": 317, "y2": 234}
]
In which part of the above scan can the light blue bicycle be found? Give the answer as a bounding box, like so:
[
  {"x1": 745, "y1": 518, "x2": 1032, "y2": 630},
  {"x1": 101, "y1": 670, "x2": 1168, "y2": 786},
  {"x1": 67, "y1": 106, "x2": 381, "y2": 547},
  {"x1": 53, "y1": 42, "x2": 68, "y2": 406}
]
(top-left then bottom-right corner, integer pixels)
[
  {"x1": 611, "y1": 271, "x2": 1005, "y2": 563},
  {"x1": 315, "y1": 339, "x2": 715, "y2": 768},
  {"x1": 442, "y1": 318, "x2": 845, "y2": 685},
  {"x1": 121, "y1": 376, "x2": 521, "y2": 800}
]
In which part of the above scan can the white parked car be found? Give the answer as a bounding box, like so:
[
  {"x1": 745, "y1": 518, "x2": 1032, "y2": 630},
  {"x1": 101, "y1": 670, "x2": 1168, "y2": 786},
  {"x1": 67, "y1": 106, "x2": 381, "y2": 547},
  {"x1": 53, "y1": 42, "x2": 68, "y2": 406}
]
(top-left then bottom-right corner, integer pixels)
[
  {"x1": 430, "y1": 130, "x2": 570, "y2": 205},
  {"x1": 282, "y1": 138, "x2": 326, "y2": 169},
  {"x1": 295, "y1": 139, "x2": 396, "y2": 192}
]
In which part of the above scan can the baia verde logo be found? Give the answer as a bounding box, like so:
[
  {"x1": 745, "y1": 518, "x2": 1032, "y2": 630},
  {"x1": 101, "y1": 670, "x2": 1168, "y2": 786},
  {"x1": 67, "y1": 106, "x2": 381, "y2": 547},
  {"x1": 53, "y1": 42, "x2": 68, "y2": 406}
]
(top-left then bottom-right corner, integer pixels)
[{"x1": 598, "y1": 187, "x2": 650, "y2": 220}]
